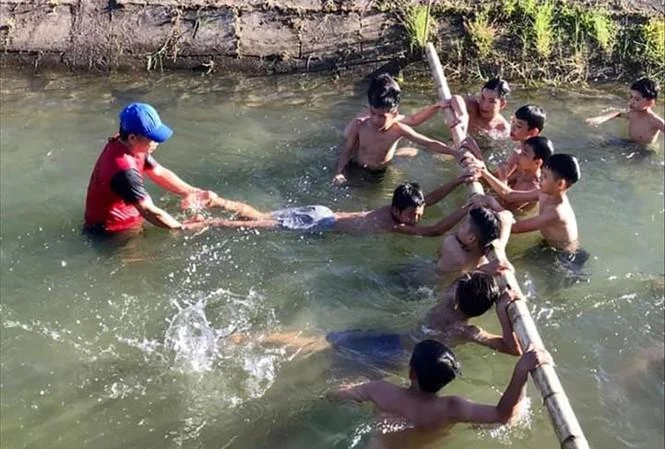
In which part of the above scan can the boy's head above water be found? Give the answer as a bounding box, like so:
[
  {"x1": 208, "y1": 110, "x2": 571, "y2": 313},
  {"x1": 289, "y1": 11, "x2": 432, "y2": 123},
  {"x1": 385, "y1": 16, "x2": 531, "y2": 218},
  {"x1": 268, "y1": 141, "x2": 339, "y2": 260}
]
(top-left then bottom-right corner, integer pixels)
[
  {"x1": 409, "y1": 339, "x2": 461, "y2": 393},
  {"x1": 541, "y1": 153, "x2": 580, "y2": 193},
  {"x1": 367, "y1": 73, "x2": 401, "y2": 129},
  {"x1": 518, "y1": 136, "x2": 554, "y2": 171},
  {"x1": 510, "y1": 104, "x2": 546, "y2": 141},
  {"x1": 477, "y1": 77, "x2": 511, "y2": 119},
  {"x1": 457, "y1": 207, "x2": 501, "y2": 251},
  {"x1": 118, "y1": 103, "x2": 173, "y2": 153},
  {"x1": 391, "y1": 182, "x2": 425, "y2": 225},
  {"x1": 455, "y1": 271, "x2": 501, "y2": 317},
  {"x1": 629, "y1": 78, "x2": 659, "y2": 111}
]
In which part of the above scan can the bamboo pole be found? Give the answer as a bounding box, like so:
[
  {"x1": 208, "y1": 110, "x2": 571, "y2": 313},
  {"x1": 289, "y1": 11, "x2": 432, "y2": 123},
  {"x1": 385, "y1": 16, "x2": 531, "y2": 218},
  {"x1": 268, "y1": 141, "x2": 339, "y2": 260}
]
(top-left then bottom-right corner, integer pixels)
[{"x1": 424, "y1": 43, "x2": 590, "y2": 449}]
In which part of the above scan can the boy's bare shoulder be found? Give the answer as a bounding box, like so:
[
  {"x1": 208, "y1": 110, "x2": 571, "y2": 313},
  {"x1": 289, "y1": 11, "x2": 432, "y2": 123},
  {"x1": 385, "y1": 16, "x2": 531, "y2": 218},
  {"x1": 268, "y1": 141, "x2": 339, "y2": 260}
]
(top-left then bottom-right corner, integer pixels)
[{"x1": 648, "y1": 109, "x2": 665, "y2": 125}]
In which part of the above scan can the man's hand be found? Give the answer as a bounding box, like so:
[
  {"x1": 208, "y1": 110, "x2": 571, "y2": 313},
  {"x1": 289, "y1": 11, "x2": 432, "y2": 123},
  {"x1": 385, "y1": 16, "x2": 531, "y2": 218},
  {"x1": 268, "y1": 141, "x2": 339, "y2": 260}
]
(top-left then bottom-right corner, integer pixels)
[
  {"x1": 332, "y1": 174, "x2": 348, "y2": 186},
  {"x1": 516, "y1": 347, "x2": 553, "y2": 375}
]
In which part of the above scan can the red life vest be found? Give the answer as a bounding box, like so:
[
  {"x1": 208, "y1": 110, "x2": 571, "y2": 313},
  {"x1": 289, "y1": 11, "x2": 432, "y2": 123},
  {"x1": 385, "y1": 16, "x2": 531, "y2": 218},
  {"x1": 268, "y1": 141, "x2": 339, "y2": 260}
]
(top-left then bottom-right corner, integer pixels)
[{"x1": 84, "y1": 138, "x2": 148, "y2": 232}]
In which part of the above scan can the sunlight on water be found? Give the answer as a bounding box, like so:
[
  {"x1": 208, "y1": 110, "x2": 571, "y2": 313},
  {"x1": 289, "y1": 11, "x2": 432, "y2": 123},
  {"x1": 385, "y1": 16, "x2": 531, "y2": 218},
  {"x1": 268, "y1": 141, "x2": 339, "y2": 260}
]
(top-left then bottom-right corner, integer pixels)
[{"x1": 0, "y1": 71, "x2": 663, "y2": 449}]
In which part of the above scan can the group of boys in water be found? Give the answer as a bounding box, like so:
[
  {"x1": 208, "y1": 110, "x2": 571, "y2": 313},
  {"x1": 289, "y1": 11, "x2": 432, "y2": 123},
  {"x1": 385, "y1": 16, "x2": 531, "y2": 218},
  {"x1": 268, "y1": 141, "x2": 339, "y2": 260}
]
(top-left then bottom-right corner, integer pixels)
[{"x1": 83, "y1": 73, "x2": 663, "y2": 441}]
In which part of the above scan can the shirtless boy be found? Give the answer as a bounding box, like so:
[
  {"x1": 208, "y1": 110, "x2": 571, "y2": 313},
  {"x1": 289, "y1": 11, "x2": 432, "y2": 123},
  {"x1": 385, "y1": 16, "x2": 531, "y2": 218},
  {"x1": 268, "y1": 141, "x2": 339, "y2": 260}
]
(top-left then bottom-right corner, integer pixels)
[
  {"x1": 184, "y1": 178, "x2": 511, "y2": 276},
  {"x1": 586, "y1": 77, "x2": 664, "y2": 145},
  {"x1": 333, "y1": 74, "x2": 458, "y2": 185},
  {"x1": 464, "y1": 153, "x2": 583, "y2": 255},
  {"x1": 445, "y1": 77, "x2": 511, "y2": 138},
  {"x1": 332, "y1": 340, "x2": 551, "y2": 433},
  {"x1": 233, "y1": 271, "x2": 522, "y2": 365},
  {"x1": 183, "y1": 177, "x2": 472, "y2": 234},
  {"x1": 463, "y1": 135, "x2": 554, "y2": 212}
]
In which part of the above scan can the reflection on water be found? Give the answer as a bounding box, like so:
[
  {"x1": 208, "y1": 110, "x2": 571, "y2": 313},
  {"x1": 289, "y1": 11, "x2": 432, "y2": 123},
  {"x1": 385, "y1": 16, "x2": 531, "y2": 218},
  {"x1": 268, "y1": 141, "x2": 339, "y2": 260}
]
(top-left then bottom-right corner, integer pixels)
[{"x1": 1, "y1": 70, "x2": 663, "y2": 449}]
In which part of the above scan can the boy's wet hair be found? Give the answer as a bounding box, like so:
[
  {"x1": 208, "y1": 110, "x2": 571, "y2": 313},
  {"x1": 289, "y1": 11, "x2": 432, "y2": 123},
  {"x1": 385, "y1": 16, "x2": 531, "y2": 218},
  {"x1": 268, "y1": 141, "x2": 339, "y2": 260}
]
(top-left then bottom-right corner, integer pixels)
[
  {"x1": 630, "y1": 77, "x2": 659, "y2": 100},
  {"x1": 455, "y1": 271, "x2": 501, "y2": 317},
  {"x1": 468, "y1": 207, "x2": 501, "y2": 249},
  {"x1": 410, "y1": 339, "x2": 461, "y2": 393},
  {"x1": 544, "y1": 153, "x2": 580, "y2": 187},
  {"x1": 524, "y1": 136, "x2": 554, "y2": 162},
  {"x1": 515, "y1": 104, "x2": 546, "y2": 131},
  {"x1": 392, "y1": 182, "x2": 425, "y2": 212},
  {"x1": 368, "y1": 73, "x2": 401, "y2": 110},
  {"x1": 483, "y1": 77, "x2": 511, "y2": 98}
]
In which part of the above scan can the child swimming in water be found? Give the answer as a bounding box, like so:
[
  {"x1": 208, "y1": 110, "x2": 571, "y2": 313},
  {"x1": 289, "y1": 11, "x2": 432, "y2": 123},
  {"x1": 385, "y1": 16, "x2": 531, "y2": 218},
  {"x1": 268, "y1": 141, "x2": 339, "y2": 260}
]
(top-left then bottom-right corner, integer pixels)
[
  {"x1": 333, "y1": 73, "x2": 459, "y2": 185},
  {"x1": 331, "y1": 340, "x2": 551, "y2": 433},
  {"x1": 586, "y1": 78, "x2": 664, "y2": 146}
]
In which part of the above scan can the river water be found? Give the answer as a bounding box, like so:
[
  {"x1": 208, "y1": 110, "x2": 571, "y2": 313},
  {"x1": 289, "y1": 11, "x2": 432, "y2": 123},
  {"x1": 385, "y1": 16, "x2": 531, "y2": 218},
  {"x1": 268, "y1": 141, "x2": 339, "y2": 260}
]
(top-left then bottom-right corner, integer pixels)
[{"x1": 1, "y1": 71, "x2": 663, "y2": 449}]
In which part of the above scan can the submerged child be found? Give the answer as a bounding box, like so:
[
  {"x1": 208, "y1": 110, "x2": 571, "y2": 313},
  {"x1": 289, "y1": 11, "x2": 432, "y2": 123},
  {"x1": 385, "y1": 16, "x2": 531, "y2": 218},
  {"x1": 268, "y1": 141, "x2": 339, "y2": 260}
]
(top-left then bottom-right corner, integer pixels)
[
  {"x1": 331, "y1": 340, "x2": 551, "y2": 435},
  {"x1": 232, "y1": 271, "x2": 522, "y2": 368},
  {"x1": 586, "y1": 78, "x2": 664, "y2": 146},
  {"x1": 333, "y1": 74, "x2": 458, "y2": 185}
]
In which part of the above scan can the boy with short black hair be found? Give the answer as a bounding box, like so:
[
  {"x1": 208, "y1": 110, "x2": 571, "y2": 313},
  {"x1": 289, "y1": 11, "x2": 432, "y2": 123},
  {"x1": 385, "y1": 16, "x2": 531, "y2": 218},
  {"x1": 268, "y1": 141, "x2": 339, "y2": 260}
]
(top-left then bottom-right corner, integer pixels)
[
  {"x1": 464, "y1": 153, "x2": 583, "y2": 258},
  {"x1": 445, "y1": 77, "x2": 511, "y2": 138},
  {"x1": 332, "y1": 340, "x2": 551, "y2": 432},
  {"x1": 333, "y1": 73, "x2": 458, "y2": 185},
  {"x1": 183, "y1": 175, "x2": 473, "y2": 236},
  {"x1": 236, "y1": 271, "x2": 522, "y2": 364},
  {"x1": 586, "y1": 77, "x2": 664, "y2": 145}
]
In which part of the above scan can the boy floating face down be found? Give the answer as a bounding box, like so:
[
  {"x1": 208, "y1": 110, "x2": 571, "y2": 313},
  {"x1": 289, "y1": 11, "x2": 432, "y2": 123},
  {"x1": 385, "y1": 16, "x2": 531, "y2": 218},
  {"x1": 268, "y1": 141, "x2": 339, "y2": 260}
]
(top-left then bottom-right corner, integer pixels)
[
  {"x1": 333, "y1": 74, "x2": 460, "y2": 186},
  {"x1": 586, "y1": 77, "x2": 665, "y2": 146},
  {"x1": 182, "y1": 173, "x2": 514, "y2": 277}
]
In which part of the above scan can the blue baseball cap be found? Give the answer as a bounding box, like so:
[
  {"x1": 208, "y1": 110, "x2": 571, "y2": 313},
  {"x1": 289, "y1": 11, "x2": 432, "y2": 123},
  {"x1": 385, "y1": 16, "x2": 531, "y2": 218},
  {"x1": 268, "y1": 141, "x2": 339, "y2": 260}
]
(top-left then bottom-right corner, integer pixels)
[{"x1": 119, "y1": 103, "x2": 173, "y2": 143}]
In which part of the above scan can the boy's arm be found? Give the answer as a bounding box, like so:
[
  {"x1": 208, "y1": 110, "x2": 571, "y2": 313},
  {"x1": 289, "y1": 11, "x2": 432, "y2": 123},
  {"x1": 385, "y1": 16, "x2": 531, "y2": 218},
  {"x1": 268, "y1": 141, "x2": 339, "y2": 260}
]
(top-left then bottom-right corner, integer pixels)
[
  {"x1": 446, "y1": 348, "x2": 551, "y2": 425},
  {"x1": 471, "y1": 161, "x2": 540, "y2": 203},
  {"x1": 495, "y1": 289, "x2": 522, "y2": 355},
  {"x1": 510, "y1": 209, "x2": 558, "y2": 234},
  {"x1": 181, "y1": 217, "x2": 278, "y2": 231},
  {"x1": 397, "y1": 123, "x2": 457, "y2": 156},
  {"x1": 393, "y1": 205, "x2": 469, "y2": 237},
  {"x1": 585, "y1": 110, "x2": 625, "y2": 126},
  {"x1": 400, "y1": 103, "x2": 442, "y2": 127},
  {"x1": 423, "y1": 173, "x2": 477, "y2": 207},
  {"x1": 495, "y1": 152, "x2": 519, "y2": 181},
  {"x1": 460, "y1": 324, "x2": 517, "y2": 355},
  {"x1": 333, "y1": 120, "x2": 360, "y2": 185},
  {"x1": 651, "y1": 113, "x2": 665, "y2": 132}
]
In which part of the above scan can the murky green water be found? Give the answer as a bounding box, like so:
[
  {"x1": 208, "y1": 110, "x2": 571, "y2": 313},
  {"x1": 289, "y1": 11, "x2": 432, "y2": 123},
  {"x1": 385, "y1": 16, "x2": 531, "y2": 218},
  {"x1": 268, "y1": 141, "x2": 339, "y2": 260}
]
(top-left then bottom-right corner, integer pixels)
[{"x1": 1, "y1": 71, "x2": 663, "y2": 449}]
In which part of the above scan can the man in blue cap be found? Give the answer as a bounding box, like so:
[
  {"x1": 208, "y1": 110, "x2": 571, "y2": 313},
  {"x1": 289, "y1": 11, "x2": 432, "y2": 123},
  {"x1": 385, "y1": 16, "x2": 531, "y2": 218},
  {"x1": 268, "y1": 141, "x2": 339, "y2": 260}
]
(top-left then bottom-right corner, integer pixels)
[{"x1": 84, "y1": 103, "x2": 210, "y2": 233}]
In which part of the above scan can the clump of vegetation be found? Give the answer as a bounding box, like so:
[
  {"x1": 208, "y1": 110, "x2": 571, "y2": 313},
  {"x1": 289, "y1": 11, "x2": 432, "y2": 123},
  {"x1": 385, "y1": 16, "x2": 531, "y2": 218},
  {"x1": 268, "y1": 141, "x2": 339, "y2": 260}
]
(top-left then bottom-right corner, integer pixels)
[
  {"x1": 532, "y1": 0, "x2": 555, "y2": 58},
  {"x1": 401, "y1": 5, "x2": 436, "y2": 53},
  {"x1": 465, "y1": 8, "x2": 497, "y2": 58},
  {"x1": 643, "y1": 18, "x2": 665, "y2": 65},
  {"x1": 587, "y1": 10, "x2": 615, "y2": 54}
]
